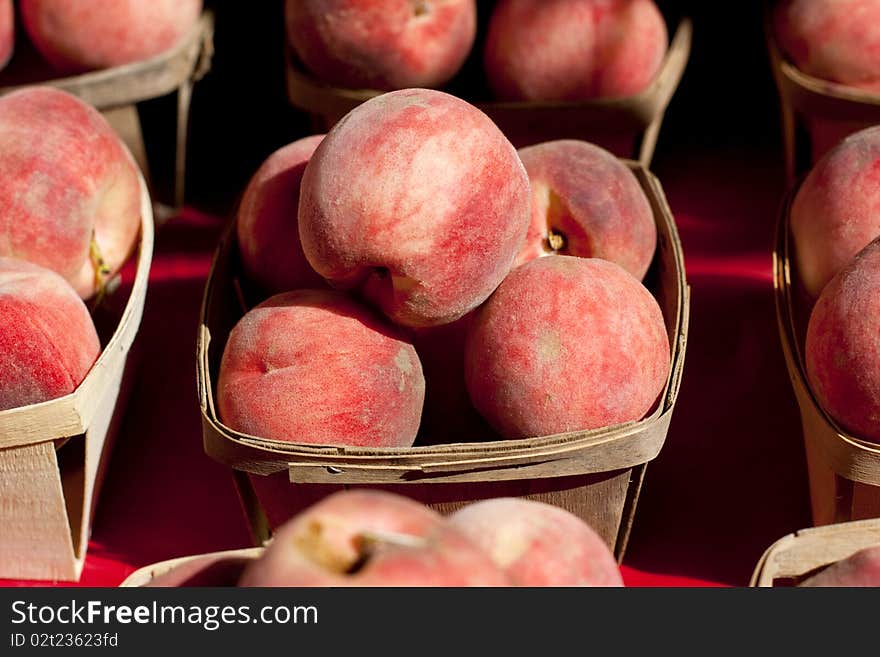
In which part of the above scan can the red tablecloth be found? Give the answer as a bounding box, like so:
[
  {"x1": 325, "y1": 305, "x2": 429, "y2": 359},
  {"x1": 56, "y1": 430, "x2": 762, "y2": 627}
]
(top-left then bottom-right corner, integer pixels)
[{"x1": 1, "y1": 145, "x2": 810, "y2": 588}]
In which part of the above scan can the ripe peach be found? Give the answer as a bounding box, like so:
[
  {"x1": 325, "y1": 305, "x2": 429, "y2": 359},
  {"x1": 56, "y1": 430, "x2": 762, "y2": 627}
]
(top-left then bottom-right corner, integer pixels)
[
  {"x1": 791, "y1": 125, "x2": 880, "y2": 298},
  {"x1": 773, "y1": 0, "x2": 880, "y2": 93},
  {"x1": 0, "y1": 87, "x2": 142, "y2": 299},
  {"x1": 238, "y1": 490, "x2": 512, "y2": 587},
  {"x1": 805, "y1": 237, "x2": 880, "y2": 442},
  {"x1": 801, "y1": 545, "x2": 880, "y2": 587},
  {"x1": 19, "y1": 0, "x2": 203, "y2": 73},
  {"x1": 0, "y1": 0, "x2": 13, "y2": 72},
  {"x1": 298, "y1": 88, "x2": 531, "y2": 328},
  {"x1": 285, "y1": 0, "x2": 477, "y2": 90},
  {"x1": 484, "y1": 0, "x2": 668, "y2": 102},
  {"x1": 216, "y1": 289, "x2": 425, "y2": 447},
  {"x1": 236, "y1": 135, "x2": 327, "y2": 296},
  {"x1": 515, "y1": 140, "x2": 656, "y2": 280},
  {"x1": 0, "y1": 257, "x2": 100, "y2": 412},
  {"x1": 465, "y1": 256, "x2": 670, "y2": 439},
  {"x1": 450, "y1": 498, "x2": 623, "y2": 586}
]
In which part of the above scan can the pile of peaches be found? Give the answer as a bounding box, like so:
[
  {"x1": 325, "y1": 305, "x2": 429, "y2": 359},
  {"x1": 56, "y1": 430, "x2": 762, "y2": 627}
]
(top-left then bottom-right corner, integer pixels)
[
  {"x1": 791, "y1": 125, "x2": 880, "y2": 444},
  {"x1": 284, "y1": 0, "x2": 670, "y2": 101},
  {"x1": 217, "y1": 87, "x2": 671, "y2": 448},
  {"x1": 0, "y1": 87, "x2": 142, "y2": 413}
]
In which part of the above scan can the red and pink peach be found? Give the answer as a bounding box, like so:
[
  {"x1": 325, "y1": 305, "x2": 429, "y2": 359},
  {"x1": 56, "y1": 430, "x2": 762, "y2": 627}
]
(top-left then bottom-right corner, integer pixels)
[
  {"x1": 0, "y1": 87, "x2": 142, "y2": 299},
  {"x1": 298, "y1": 88, "x2": 530, "y2": 328},
  {"x1": 285, "y1": 0, "x2": 477, "y2": 90},
  {"x1": 791, "y1": 125, "x2": 880, "y2": 298},
  {"x1": 465, "y1": 256, "x2": 670, "y2": 439},
  {"x1": 0, "y1": 257, "x2": 101, "y2": 412},
  {"x1": 805, "y1": 237, "x2": 880, "y2": 442},
  {"x1": 216, "y1": 289, "x2": 425, "y2": 448},
  {"x1": 515, "y1": 139, "x2": 656, "y2": 279},
  {"x1": 236, "y1": 135, "x2": 327, "y2": 296},
  {"x1": 450, "y1": 498, "x2": 623, "y2": 586}
]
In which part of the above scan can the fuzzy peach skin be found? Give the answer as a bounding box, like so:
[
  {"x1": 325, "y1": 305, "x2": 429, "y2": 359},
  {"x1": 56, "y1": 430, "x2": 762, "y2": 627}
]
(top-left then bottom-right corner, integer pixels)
[
  {"x1": 801, "y1": 546, "x2": 880, "y2": 587},
  {"x1": 217, "y1": 289, "x2": 425, "y2": 447},
  {"x1": 805, "y1": 238, "x2": 880, "y2": 442},
  {"x1": 0, "y1": 87, "x2": 142, "y2": 299},
  {"x1": 449, "y1": 498, "x2": 623, "y2": 586},
  {"x1": 285, "y1": 0, "x2": 476, "y2": 91},
  {"x1": 773, "y1": 0, "x2": 880, "y2": 93},
  {"x1": 239, "y1": 490, "x2": 512, "y2": 587},
  {"x1": 0, "y1": 0, "x2": 13, "y2": 72},
  {"x1": 465, "y1": 256, "x2": 670, "y2": 439},
  {"x1": 483, "y1": 0, "x2": 668, "y2": 102},
  {"x1": 791, "y1": 125, "x2": 880, "y2": 298},
  {"x1": 19, "y1": 0, "x2": 202, "y2": 73},
  {"x1": 237, "y1": 135, "x2": 327, "y2": 296},
  {"x1": 298, "y1": 88, "x2": 531, "y2": 328},
  {"x1": 515, "y1": 140, "x2": 656, "y2": 280},
  {"x1": 0, "y1": 258, "x2": 100, "y2": 412}
]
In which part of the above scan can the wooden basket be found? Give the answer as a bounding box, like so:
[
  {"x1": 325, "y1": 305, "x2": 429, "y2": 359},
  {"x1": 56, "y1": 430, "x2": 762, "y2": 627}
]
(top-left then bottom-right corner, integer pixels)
[
  {"x1": 197, "y1": 163, "x2": 689, "y2": 562},
  {"x1": 773, "y1": 186, "x2": 880, "y2": 528},
  {"x1": 0, "y1": 11, "x2": 215, "y2": 215},
  {"x1": 0, "y1": 173, "x2": 154, "y2": 582},
  {"x1": 120, "y1": 548, "x2": 262, "y2": 588},
  {"x1": 285, "y1": 18, "x2": 692, "y2": 166},
  {"x1": 750, "y1": 518, "x2": 880, "y2": 587},
  {"x1": 765, "y1": 9, "x2": 880, "y2": 182}
]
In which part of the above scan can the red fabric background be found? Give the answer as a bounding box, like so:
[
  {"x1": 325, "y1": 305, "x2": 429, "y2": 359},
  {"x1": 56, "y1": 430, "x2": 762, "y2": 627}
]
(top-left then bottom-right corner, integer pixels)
[{"x1": 0, "y1": 145, "x2": 812, "y2": 588}]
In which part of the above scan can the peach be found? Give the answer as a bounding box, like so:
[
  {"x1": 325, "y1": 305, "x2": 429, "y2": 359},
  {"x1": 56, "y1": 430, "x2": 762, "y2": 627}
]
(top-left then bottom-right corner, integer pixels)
[
  {"x1": 0, "y1": 87, "x2": 142, "y2": 299},
  {"x1": 515, "y1": 140, "x2": 656, "y2": 280},
  {"x1": 217, "y1": 289, "x2": 425, "y2": 447},
  {"x1": 465, "y1": 256, "x2": 670, "y2": 439},
  {"x1": 19, "y1": 0, "x2": 202, "y2": 73},
  {"x1": 0, "y1": 257, "x2": 100, "y2": 412},
  {"x1": 483, "y1": 0, "x2": 668, "y2": 102},
  {"x1": 773, "y1": 0, "x2": 880, "y2": 93},
  {"x1": 449, "y1": 498, "x2": 623, "y2": 586},
  {"x1": 285, "y1": 0, "x2": 477, "y2": 91},
  {"x1": 0, "y1": 0, "x2": 13, "y2": 72},
  {"x1": 801, "y1": 545, "x2": 880, "y2": 587},
  {"x1": 298, "y1": 88, "x2": 531, "y2": 328},
  {"x1": 791, "y1": 125, "x2": 880, "y2": 298},
  {"x1": 239, "y1": 490, "x2": 512, "y2": 587},
  {"x1": 236, "y1": 135, "x2": 327, "y2": 296},
  {"x1": 805, "y1": 237, "x2": 880, "y2": 442}
]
